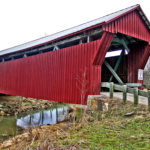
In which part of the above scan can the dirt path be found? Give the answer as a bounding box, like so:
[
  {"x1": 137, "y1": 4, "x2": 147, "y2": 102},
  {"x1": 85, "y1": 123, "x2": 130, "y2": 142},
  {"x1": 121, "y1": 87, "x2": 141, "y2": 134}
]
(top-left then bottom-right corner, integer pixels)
[{"x1": 101, "y1": 92, "x2": 148, "y2": 105}]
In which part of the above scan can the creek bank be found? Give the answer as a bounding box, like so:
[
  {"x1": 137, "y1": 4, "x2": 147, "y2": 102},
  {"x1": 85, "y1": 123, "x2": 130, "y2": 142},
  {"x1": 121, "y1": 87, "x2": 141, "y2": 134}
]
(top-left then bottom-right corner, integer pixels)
[
  {"x1": 0, "y1": 96, "x2": 56, "y2": 116},
  {"x1": 1, "y1": 99, "x2": 150, "y2": 150}
]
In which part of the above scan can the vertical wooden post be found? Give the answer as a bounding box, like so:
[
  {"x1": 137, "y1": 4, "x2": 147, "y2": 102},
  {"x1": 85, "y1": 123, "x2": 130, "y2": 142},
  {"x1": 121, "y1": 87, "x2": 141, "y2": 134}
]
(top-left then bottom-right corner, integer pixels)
[
  {"x1": 134, "y1": 87, "x2": 138, "y2": 106},
  {"x1": 148, "y1": 91, "x2": 150, "y2": 111},
  {"x1": 123, "y1": 85, "x2": 127, "y2": 104},
  {"x1": 110, "y1": 82, "x2": 114, "y2": 99}
]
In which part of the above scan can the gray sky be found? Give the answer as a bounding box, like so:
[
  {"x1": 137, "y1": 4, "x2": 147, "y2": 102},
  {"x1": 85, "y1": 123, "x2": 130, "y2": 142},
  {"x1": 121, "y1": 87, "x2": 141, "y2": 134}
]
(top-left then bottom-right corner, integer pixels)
[{"x1": 0, "y1": 0, "x2": 149, "y2": 51}]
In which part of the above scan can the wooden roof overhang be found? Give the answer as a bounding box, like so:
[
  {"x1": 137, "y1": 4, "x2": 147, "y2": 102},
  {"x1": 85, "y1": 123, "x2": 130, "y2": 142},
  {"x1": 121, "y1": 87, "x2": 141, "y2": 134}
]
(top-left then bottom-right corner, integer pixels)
[{"x1": 0, "y1": 4, "x2": 149, "y2": 63}]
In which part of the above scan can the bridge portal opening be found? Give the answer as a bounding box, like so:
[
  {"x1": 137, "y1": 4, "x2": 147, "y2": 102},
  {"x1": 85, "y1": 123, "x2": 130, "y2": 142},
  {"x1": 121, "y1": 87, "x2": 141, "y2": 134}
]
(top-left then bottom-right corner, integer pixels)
[{"x1": 101, "y1": 33, "x2": 147, "y2": 91}]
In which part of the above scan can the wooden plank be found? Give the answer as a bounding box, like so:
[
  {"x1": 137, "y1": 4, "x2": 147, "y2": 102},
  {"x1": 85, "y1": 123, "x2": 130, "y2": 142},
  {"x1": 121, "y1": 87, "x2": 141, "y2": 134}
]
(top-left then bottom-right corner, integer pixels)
[
  {"x1": 127, "y1": 87, "x2": 134, "y2": 94},
  {"x1": 104, "y1": 61, "x2": 123, "y2": 84},
  {"x1": 126, "y1": 83, "x2": 142, "y2": 87},
  {"x1": 138, "y1": 90, "x2": 148, "y2": 97},
  {"x1": 101, "y1": 82, "x2": 110, "y2": 88},
  {"x1": 114, "y1": 84, "x2": 124, "y2": 92}
]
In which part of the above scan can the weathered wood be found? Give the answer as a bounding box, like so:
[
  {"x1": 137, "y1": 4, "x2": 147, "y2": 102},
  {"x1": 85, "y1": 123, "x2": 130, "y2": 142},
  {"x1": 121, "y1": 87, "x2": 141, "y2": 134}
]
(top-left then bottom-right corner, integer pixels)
[
  {"x1": 138, "y1": 90, "x2": 148, "y2": 97},
  {"x1": 101, "y1": 82, "x2": 110, "y2": 88},
  {"x1": 114, "y1": 84, "x2": 124, "y2": 92},
  {"x1": 123, "y1": 85, "x2": 127, "y2": 104},
  {"x1": 134, "y1": 87, "x2": 139, "y2": 106},
  {"x1": 104, "y1": 61, "x2": 123, "y2": 84},
  {"x1": 126, "y1": 83, "x2": 142, "y2": 87},
  {"x1": 110, "y1": 82, "x2": 114, "y2": 99},
  {"x1": 120, "y1": 38, "x2": 130, "y2": 53},
  {"x1": 101, "y1": 82, "x2": 150, "y2": 108},
  {"x1": 127, "y1": 87, "x2": 134, "y2": 94},
  {"x1": 53, "y1": 45, "x2": 59, "y2": 51},
  {"x1": 97, "y1": 98, "x2": 103, "y2": 111},
  {"x1": 87, "y1": 36, "x2": 91, "y2": 43},
  {"x1": 109, "y1": 50, "x2": 124, "y2": 82},
  {"x1": 116, "y1": 35, "x2": 130, "y2": 53}
]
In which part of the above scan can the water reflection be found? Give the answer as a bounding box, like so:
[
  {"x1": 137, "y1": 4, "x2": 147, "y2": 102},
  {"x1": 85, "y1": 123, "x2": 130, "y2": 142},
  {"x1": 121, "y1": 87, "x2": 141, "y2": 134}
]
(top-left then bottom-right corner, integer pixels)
[{"x1": 17, "y1": 107, "x2": 68, "y2": 129}]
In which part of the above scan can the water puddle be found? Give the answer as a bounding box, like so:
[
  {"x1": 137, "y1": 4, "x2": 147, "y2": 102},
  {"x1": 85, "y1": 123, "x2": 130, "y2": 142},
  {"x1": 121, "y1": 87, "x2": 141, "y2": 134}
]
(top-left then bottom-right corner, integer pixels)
[
  {"x1": 0, "y1": 106, "x2": 69, "y2": 141},
  {"x1": 17, "y1": 107, "x2": 68, "y2": 129}
]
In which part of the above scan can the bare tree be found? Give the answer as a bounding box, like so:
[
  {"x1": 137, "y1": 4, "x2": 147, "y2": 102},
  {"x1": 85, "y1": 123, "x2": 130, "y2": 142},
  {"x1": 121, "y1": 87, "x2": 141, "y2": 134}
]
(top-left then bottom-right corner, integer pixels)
[
  {"x1": 76, "y1": 67, "x2": 89, "y2": 105},
  {"x1": 75, "y1": 67, "x2": 89, "y2": 123}
]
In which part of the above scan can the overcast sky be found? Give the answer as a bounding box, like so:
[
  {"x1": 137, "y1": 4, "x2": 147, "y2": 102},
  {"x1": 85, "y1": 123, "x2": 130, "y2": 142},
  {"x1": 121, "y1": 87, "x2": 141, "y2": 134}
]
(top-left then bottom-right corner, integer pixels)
[{"x1": 0, "y1": 0, "x2": 149, "y2": 51}]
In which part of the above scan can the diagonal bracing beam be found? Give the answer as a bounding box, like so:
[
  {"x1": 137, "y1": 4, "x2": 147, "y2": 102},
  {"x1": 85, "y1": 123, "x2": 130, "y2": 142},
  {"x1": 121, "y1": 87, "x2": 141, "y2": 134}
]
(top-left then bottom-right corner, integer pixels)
[
  {"x1": 104, "y1": 60, "x2": 123, "y2": 84},
  {"x1": 109, "y1": 49, "x2": 124, "y2": 82},
  {"x1": 118, "y1": 35, "x2": 130, "y2": 53}
]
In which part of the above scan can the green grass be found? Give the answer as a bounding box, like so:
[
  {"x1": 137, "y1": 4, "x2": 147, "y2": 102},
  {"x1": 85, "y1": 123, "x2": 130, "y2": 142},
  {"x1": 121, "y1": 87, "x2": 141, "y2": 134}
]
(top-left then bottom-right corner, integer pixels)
[
  {"x1": 64, "y1": 118, "x2": 150, "y2": 150},
  {"x1": 53, "y1": 100, "x2": 150, "y2": 150}
]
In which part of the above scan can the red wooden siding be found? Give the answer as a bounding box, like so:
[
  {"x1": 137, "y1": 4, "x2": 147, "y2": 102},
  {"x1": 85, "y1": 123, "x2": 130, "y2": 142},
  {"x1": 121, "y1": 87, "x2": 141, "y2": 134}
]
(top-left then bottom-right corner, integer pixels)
[
  {"x1": 103, "y1": 10, "x2": 150, "y2": 43},
  {"x1": 91, "y1": 31, "x2": 114, "y2": 94},
  {"x1": 128, "y1": 43, "x2": 148, "y2": 83},
  {"x1": 0, "y1": 40, "x2": 101, "y2": 105},
  {"x1": 139, "y1": 45, "x2": 150, "y2": 69},
  {"x1": 92, "y1": 66, "x2": 101, "y2": 94},
  {"x1": 93, "y1": 32, "x2": 114, "y2": 65}
]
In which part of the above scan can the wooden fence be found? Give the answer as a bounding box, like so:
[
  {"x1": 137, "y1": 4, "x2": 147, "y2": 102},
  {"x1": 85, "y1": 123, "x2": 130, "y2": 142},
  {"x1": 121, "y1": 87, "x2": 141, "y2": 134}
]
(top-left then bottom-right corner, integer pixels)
[{"x1": 101, "y1": 82, "x2": 150, "y2": 110}]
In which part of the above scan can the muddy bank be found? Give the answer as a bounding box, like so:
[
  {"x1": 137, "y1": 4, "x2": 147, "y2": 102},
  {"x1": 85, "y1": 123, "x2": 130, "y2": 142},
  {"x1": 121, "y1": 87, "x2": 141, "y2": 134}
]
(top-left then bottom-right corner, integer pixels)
[
  {"x1": 0, "y1": 122, "x2": 74, "y2": 150},
  {"x1": 0, "y1": 105, "x2": 70, "y2": 143},
  {"x1": 0, "y1": 95, "x2": 55, "y2": 116}
]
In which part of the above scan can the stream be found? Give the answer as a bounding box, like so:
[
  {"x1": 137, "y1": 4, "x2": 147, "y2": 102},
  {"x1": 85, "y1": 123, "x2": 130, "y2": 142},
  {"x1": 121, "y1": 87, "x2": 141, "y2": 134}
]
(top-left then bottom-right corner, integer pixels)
[{"x1": 0, "y1": 106, "x2": 69, "y2": 141}]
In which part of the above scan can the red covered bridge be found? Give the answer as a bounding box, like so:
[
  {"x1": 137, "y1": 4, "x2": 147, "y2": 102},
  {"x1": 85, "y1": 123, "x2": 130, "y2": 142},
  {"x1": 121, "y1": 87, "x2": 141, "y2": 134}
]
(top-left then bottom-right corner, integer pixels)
[{"x1": 0, "y1": 4, "x2": 149, "y2": 104}]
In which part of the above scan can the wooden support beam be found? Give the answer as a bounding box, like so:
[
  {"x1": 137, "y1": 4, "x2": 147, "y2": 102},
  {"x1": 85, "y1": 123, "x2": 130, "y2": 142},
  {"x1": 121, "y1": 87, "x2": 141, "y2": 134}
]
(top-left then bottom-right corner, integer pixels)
[
  {"x1": 53, "y1": 45, "x2": 59, "y2": 51},
  {"x1": 87, "y1": 36, "x2": 91, "y2": 43},
  {"x1": 24, "y1": 54, "x2": 27, "y2": 58},
  {"x1": 3, "y1": 28, "x2": 103, "y2": 60},
  {"x1": 109, "y1": 49, "x2": 124, "y2": 82},
  {"x1": 118, "y1": 35, "x2": 130, "y2": 53},
  {"x1": 79, "y1": 39, "x2": 82, "y2": 44},
  {"x1": 109, "y1": 82, "x2": 114, "y2": 99},
  {"x1": 126, "y1": 83, "x2": 142, "y2": 87},
  {"x1": 104, "y1": 61, "x2": 123, "y2": 84},
  {"x1": 113, "y1": 36, "x2": 130, "y2": 52},
  {"x1": 134, "y1": 87, "x2": 139, "y2": 106},
  {"x1": 123, "y1": 85, "x2": 127, "y2": 104}
]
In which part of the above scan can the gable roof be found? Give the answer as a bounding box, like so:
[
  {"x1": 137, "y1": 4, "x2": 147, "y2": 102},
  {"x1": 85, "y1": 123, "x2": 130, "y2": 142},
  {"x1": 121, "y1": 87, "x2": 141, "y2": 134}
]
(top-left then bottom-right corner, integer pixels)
[{"x1": 0, "y1": 4, "x2": 149, "y2": 56}]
